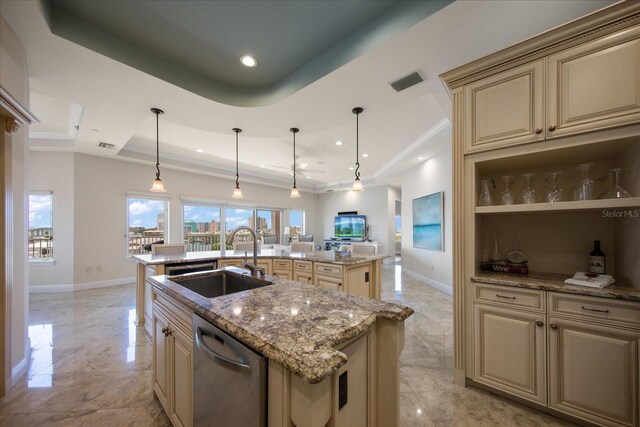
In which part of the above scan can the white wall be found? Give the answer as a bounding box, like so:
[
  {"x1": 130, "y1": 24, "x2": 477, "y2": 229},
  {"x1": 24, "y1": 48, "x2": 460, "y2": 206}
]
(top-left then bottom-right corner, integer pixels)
[
  {"x1": 1, "y1": 16, "x2": 30, "y2": 387},
  {"x1": 29, "y1": 152, "x2": 74, "y2": 287},
  {"x1": 401, "y1": 145, "x2": 453, "y2": 291},
  {"x1": 317, "y1": 185, "x2": 395, "y2": 257},
  {"x1": 28, "y1": 152, "x2": 320, "y2": 286}
]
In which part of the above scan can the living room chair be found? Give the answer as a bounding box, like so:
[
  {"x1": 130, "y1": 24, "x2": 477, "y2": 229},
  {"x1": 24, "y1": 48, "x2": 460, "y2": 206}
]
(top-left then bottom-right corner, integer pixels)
[
  {"x1": 298, "y1": 234, "x2": 314, "y2": 242},
  {"x1": 290, "y1": 242, "x2": 314, "y2": 252},
  {"x1": 351, "y1": 242, "x2": 377, "y2": 255},
  {"x1": 151, "y1": 243, "x2": 187, "y2": 255}
]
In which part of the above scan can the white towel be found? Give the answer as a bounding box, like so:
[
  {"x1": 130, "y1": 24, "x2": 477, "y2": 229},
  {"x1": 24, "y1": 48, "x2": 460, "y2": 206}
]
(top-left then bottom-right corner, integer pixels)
[{"x1": 564, "y1": 272, "x2": 615, "y2": 289}]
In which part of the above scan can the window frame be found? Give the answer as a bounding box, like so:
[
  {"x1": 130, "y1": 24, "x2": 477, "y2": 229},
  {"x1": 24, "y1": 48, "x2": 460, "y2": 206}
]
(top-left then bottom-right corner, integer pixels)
[
  {"x1": 289, "y1": 209, "x2": 305, "y2": 237},
  {"x1": 182, "y1": 201, "x2": 223, "y2": 252},
  {"x1": 28, "y1": 190, "x2": 54, "y2": 263},
  {"x1": 126, "y1": 195, "x2": 170, "y2": 257}
]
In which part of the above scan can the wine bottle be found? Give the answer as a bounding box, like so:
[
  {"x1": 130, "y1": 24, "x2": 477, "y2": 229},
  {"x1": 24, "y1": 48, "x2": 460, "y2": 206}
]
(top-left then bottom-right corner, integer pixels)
[{"x1": 589, "y1": 240, "x2": 606, "y2": 274}]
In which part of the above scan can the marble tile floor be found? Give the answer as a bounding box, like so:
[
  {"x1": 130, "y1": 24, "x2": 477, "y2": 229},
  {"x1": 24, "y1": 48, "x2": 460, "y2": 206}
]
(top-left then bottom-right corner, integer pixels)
[{"x1": 0, "y1": 263, "x2": 574, "y2": 426}]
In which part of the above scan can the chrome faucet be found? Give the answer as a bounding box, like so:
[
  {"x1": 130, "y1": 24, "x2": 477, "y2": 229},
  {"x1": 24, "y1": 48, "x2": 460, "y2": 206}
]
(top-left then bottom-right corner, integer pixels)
[{"x1": 225, "y1": 226, "x2": 265, "y2": 278}]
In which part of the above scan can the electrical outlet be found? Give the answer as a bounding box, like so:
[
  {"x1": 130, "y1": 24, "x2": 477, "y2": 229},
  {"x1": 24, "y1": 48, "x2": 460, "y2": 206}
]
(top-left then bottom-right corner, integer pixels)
[
  {"x1": 96, "y1": 265, "x2": 102, "y2": 272},
  {"x1": 85, "y1": 266, "x2": 92, "y2": 273}
]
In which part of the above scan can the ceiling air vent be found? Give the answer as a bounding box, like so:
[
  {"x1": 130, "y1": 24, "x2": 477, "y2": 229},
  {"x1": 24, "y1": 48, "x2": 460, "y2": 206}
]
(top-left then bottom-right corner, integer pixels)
[
  {"x1": 98, "y1": 141, "x2": 115, "y2": 149},
  {"x1": 390, "y1": 71, "x2": 424, "y2": 92}
]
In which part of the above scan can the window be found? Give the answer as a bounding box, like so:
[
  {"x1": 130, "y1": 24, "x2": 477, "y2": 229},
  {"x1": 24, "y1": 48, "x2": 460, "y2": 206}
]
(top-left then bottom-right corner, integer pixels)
[
  {"x1": 289, "y1": 210, "x2": 305, "y2": 238},
  {"x1": 395, "y1": 214, "x2": 402, "y2": 241},
  {"x1": 127, "y1": 197, "x2": 168, "y2": 255},
  {"x1": 28, "y1": 192, "x2": 53, "y2": 259},
  {"x1": 224, "y1": 207, "x2": 253, "y2": 249},
  {"x1": 255, "y1": 209, "x2": 282, "y2": 243},
  {"x1": 183, "y1": 204, "x2": 222, "y2": 251}
]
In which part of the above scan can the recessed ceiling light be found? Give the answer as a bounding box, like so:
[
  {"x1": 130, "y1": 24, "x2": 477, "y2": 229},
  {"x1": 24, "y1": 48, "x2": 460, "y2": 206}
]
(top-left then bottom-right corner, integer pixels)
[
  {"x1": 240, "y1": 55, "x2": 257, "y2": 67},
  {"x1": 260, "y1": 165, "x2": 266, "y2": 168},
  {"x1": 305, "y1": 176, "x2": 311, "y2": 179},
  {"x1": 418, "y1": 156, "x2": 424, "y2": 160},
  {"x1": 362, "y1": 153, "x2": 369, "y2": 158},
  {"x1": 335, "y1": 141, "x2": 343, "y2": 146},
  {"x1": 195, "y1": 148, "x2": 204, "y2": 153},
  {"x1": 348, "y1": 167, "x2": 354, "y2": 170}
]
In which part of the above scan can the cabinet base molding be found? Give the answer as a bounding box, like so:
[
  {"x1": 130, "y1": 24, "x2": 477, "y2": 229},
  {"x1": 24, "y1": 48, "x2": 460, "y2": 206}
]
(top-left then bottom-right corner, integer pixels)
[{"x1": 466, "y1": 379, "x2": 602, "y2": 427}]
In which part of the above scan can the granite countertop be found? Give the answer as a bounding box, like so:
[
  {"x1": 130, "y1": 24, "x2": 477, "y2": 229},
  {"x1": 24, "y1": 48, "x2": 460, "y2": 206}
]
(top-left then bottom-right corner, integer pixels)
[
  {"x1": 472, "y1": 272, "x2": 640, "y2": 302},
  {"x1": 134, "y1": 249, "x2": 387, "y2": 266},
  {"x1": 149, "y1": 268, "x2": 413, "y2": 384}
]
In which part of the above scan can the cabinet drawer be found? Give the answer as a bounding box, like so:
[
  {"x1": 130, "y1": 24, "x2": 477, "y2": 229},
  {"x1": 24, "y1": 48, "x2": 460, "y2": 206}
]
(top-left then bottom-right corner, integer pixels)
[
  {"x1": 315, "y1": 274, "x2": 343, "y2": 292},
  {"x1": 293, "y1": 260, "x2": 312, "y2": 272},
  {"x1": 548, "y1": 292, "x2": 640, "y2": 328},
  {"x1": 153, "y1": 288, "x2": 193, "y2": 334},
  {"x1": 314, "y1": 262, "x2": 343, "y2": 278},
  {"x1": 473, "y1": 283, "x2": 545, "y2": 312},
  {"x1": 273, "y1": 259, "x2": 292, "y2": 271}
]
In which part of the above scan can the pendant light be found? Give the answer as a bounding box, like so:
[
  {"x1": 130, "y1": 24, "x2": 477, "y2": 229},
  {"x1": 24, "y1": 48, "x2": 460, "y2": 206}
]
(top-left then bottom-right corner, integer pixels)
[
  {"x1": 290, "y1": 127, "x2": 301, "y2": 198},
  {"x1": 232, "y1": 128, "x2": 243, "y2": 199},
  {"x1": 352, "y1": 107, "x2": 364, "y2": 192},
  {"x1": 150, "y1": 107, "x2": 166, "y2": 192}
]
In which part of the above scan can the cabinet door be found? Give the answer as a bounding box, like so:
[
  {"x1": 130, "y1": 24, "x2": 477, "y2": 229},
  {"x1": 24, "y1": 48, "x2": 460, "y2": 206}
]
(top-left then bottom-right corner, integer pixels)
[
  {"x1": 548, "y1": 316, "x2": 638, "y2": 427},
  {"x1": 345, "y1": 265, "x2": 371, "y2": 299},
  {"x1": 293, "y1": 272, "x2": 313, "y2": 285},
  {"x1": 257, "y1": 259, "x2": 272, "y2": 275},
  {"x1": 314, "y1": 275, "x2": 342, "y2": 292},
  {"x1": 170, "y1": 324, "x2": 193, "y2": 427},
  {"x1": 473, "y1": 304, "x2": 546, "y2": 404},
  {"x1": 153, "y1": 308, "x2": 170, "y2": 409},
  {"x1": 464, "y1": 60, "x2": 544, "y2": 153},
  {"x1": 272, "y1": 270, "x2": 292, "y2": 280},
  {"x1": 547, "y1": 26, "x2": 640, "y2": 138},
  {"x1": 331, "y1": 333, "x2": 371, "y2": 427},
  {"x1": 218, "y1": 259, "x2": 243, "y2": 268}
]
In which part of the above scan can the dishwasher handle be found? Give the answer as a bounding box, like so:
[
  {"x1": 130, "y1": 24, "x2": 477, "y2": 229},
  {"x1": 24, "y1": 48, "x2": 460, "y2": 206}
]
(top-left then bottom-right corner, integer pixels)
[{"x1": 195, "y1": 327, "x2": 251, "y2": 371}]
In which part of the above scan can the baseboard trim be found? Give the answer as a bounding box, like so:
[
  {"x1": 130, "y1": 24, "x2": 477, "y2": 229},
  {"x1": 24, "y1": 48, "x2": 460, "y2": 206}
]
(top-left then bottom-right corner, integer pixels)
[
  {"x1": 403, "y1": 269, "x2": 453, "y2": 295},
  {"x1": 29, "y1": 277, "x2": 135, "y2": 293},
  {"x1": 74, "y1": 277, "x2": 135, "y2": 291},
  {"x1": 9, "y1": 355, "x2": 28, "y2": 388}
]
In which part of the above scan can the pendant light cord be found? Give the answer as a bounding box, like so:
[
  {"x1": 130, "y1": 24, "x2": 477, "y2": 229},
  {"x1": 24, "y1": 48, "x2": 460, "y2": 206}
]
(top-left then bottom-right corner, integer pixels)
[
  {"x1": 155, "y1": 110, "x2": 161, "y2": 179},
  {"x1": 354, "y1": 110, "x2": 361, "y2": 180},
  {"x1": 235, "y1": 130, "x2": 240, "y2": 188},
  {"x1": 292, "y1": 131, "x2": 297, "y2": 188}
]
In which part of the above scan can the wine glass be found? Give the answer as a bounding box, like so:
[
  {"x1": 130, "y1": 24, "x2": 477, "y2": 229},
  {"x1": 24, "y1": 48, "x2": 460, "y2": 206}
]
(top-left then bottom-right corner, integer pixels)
[
  {"x1": 546, "y1": 171, "x2": 563, "y2": 203},
  {"x1": 575, "y1": 163, "x2": 595, "y2": 201},
  {"x1": 604, "y1": 168, "x2": 632, "y2": 199},
  {"x1": 478, "y1": 177, "x2": 494, "y2": 207},
  {"x1": 501, "y1": 175, "x2": 514, "y2": 205},
  {"x1": 522, "y1": 173, "x2": 536, "y2": 204}
]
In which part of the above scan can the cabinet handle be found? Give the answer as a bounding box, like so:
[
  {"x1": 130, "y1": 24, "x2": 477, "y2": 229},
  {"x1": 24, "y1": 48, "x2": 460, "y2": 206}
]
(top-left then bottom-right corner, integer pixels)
[
  {"x1": 535, "y1": 127, "x2": 543, "y2": 134},
  {"x1": 535, "y1": 320, "x2": 544, "y2": 327},
  {"x1": 549, "y1": 323, "x2": 558, "y2": 330},
  {"x1": 496, "y1": 294, "x2": 516, "y2": 300},
  {"x1": 161, "y1": 327, "x2": 168, "y2": 335},
  {"x1": 308, "y1": 277, "x2": 312, "y2": 280},
  {"x1": 338, "y1": 283, "x2": 342, "y2": 287},
  {"x1": 548, "y1": 124, "x2": 557, "y2": 132},
  {"x1": 581, "y1": 306, "x2": 610, "y2": 314},
  {"x1": 166, "y1": 329, "x2": 172, "y2": 337}
]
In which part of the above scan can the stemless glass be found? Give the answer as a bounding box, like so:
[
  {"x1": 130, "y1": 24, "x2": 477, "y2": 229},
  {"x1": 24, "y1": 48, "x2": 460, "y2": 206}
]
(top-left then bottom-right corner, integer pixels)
[
  {"x1": 522, "y1": 173, "x2": 536, "y2": 204},
  {"x1": 501, "y1": 175, "x2": 515, "y2": 205},
  {"x1": 604, "y1": 168, "x2": 632, "y2": 199},
  {"x1": 575, "y1": 163, "x2": 595, "y2": 201},
  {"x1": 478, "y1": 177, "x2": 494, "y2": 207},
  {"x1": 546, "y1": 171, "x2": 563, "y2": 203}
]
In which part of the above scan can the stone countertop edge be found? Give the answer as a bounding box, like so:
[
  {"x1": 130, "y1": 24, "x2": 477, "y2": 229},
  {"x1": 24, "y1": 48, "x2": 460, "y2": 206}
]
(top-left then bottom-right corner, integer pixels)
[
  {"x1": 134, "y1": 250, "x2": 389, "y2": 266},
  {"x1": 471, "y1": 273, "x2": 640, "y2": 302},
  {"x1": 148, "y1": 273, "x2": 413, "y2": 384}
]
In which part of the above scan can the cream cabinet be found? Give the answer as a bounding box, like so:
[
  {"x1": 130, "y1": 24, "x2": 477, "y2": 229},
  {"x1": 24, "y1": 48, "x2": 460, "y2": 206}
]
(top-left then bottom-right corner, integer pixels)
[
  {"x1": 547, "y1": 25, "x2": 640, "y2": 139},
  {"x1": 272, "y1": 259, "x2": 292, "y2": 279},
  {"x1": 293, "y1": 261, "x2": 313, "y2": 285},
  {"x1": 314, "y1": 274, "x2": 342, "y2": 292},
  {"x1": 217, "y1": 258, "x2": 243, "y2": 268},
  {"x1": 345, "y1": 264, "x2": 372, "y2": 299},
  {"x1": 473, "y1": 304, "x2": 547, "y2": 405},
  {"x1": 152, "y1": 288, "x2": 194, "y2": 427},
  {"x1": 548, "y1": 316, "x2": 638, "y2": 427},
  {"x1": 464, "y1": 60, "x2": 544, "y2": 153}
]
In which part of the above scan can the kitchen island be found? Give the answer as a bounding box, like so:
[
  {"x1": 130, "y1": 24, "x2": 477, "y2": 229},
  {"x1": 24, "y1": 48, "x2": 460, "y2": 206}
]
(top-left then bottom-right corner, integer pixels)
[
  {"x1": 133, "y1": 249, "x2": 387, "y2": 335},
  {"x1": 149, "y1": 268, "x2": 413, "y2": 427}
]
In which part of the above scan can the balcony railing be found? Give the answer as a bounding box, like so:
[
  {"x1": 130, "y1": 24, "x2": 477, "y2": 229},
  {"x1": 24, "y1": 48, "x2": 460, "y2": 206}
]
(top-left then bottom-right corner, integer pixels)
[
  {"x1": 128, "y1": 234, "x2": 164, "y2": 255},
  {"x1": 184, "y1": 233, "x2": 221, "y2": 251},
  {"x1": 29, "y1": 237, "x2": 53, "y2": 259}
]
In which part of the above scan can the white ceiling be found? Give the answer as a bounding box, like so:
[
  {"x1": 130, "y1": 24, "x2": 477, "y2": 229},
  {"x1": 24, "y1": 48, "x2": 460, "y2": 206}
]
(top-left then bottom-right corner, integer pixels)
[{"x1": 1, "y1": 0, "x2": 615, "y2": 192}]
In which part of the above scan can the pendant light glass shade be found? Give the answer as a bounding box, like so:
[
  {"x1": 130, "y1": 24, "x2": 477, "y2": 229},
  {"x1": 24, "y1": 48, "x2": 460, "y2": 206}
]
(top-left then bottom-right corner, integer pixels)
[
  {"x1": 351, "y1": 107, "x2": 364, "y2": 192},
  {"x1": 289, "y1": 127, "x2": 301, "y2": 198},
  {"x1": 232, "y1": 128, "x2": 244, "y2": 199},
  {"x1": 149, "y1": 108, "x2": 166, "y2": 192}
]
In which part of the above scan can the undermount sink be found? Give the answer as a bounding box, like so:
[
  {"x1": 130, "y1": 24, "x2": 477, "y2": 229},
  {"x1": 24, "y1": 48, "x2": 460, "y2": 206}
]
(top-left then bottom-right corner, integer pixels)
[{"x1": 168, "y1": 269, "x2": 273, "y2": 298}]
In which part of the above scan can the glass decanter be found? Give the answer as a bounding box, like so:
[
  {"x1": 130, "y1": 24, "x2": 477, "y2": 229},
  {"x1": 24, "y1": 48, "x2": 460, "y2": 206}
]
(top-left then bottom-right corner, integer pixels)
[
  {"x1": 545, "y1": 171, "x2": 563, "y2": 203},
  {"x1": 604, "y1": 168, "x2": 632, "y2": 199},
  {"x1": 478, "y1": 177, "x2": 494, "y2": 207},
  {"x1": 575, "y1": 162, "x2": 595, "y2": 201},
  {"x1": 522, "y1": 173, "x2": 536, "y2": 204},
  {"x1": 501, "y1": 175, "x2": 514, "y2": 205}
]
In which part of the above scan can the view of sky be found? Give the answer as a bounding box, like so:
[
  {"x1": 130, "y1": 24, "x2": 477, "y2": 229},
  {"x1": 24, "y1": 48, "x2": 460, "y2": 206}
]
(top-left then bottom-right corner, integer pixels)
[
  {"x1": 184, "y1": 205, "x2": 220, "y2": 223},
  {"x1": 256, "y1": 210, "x2": 272, "y2": 229},
  {"x1": 128, "y1": 198, "x2": 166, "y2": 229},
  {"x1": 225, "y1": 207, "x2": 252, "y2": 230},
  {"x1": 29, "y1": 194, "x2": 53, "y2": 229},
  {"x1": 395, "y1": 215, "x2": 401, "y2": 232},
  {"x1": 290, "y1": 210, "x2": 303, "y2": 229}
]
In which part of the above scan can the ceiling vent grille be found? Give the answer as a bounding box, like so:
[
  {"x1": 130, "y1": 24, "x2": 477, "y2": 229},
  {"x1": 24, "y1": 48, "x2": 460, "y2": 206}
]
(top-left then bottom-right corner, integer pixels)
[
  {"x1": 98, "y1": 141, "x2": 115, "y2": 149},
  {"x1": 390, "y1": 72, "x2": 424, "y2": 92}
]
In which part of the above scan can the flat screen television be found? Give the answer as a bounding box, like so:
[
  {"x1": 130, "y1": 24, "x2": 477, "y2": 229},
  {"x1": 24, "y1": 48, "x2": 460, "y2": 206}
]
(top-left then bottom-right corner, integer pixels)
[{"x1": 334, "y1": 215, "x2": 366, "y2": 239}]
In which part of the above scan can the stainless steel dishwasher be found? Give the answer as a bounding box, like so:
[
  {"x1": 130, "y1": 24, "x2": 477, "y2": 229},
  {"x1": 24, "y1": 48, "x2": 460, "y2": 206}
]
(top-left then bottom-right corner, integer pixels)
[{"x1": 193, "y1": 313, "x2": 267, "y2": 427}]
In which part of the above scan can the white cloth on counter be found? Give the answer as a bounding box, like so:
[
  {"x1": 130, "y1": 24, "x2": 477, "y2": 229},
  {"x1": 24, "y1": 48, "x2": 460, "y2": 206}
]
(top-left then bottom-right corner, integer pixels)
[{"x1": 564, "y1": 272, "x2": 615, "y2": 288}]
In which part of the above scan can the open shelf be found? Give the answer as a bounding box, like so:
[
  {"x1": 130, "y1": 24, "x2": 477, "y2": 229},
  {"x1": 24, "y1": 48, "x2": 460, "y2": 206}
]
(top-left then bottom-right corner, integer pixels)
[{"x1": 476, "y1": 197, "x2": 640, "y2": 215}]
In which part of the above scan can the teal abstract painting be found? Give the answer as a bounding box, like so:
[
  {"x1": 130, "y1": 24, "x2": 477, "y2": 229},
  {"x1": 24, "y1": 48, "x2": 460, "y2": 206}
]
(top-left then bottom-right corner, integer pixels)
[{"x1": 412, "y1": 192, "x2": 444, "y2": 251}]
